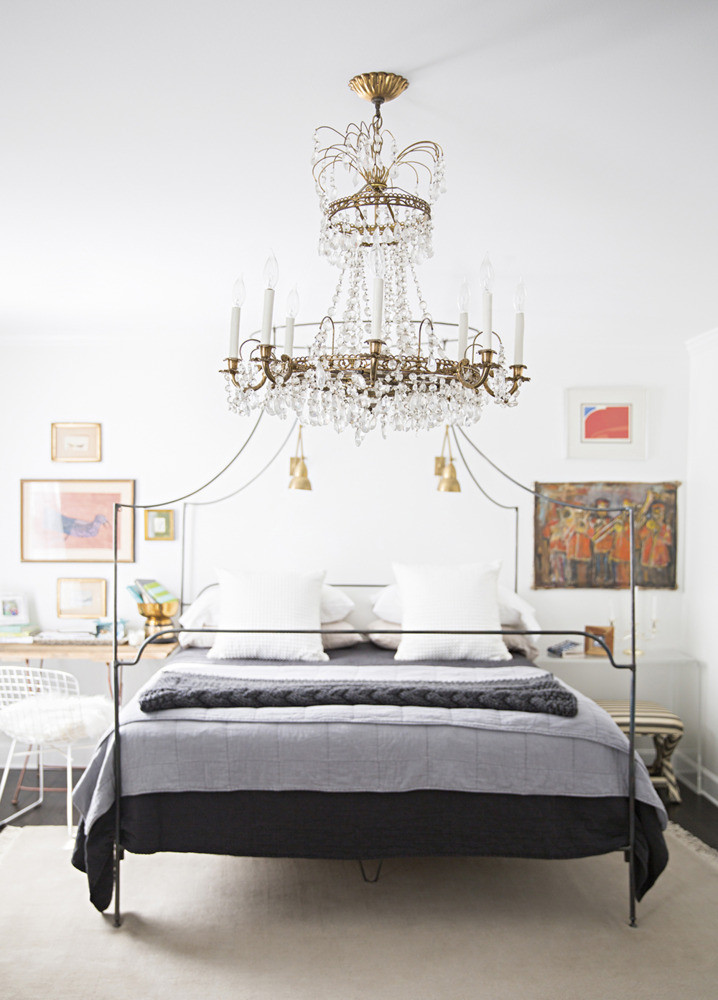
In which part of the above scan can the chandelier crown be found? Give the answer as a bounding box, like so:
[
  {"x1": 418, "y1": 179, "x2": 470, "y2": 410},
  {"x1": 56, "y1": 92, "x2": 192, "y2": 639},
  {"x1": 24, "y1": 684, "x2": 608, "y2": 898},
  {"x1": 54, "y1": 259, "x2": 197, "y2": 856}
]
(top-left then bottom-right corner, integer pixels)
[{"x1": 312, "y1": 74, "x2": 444, "y2": 264}]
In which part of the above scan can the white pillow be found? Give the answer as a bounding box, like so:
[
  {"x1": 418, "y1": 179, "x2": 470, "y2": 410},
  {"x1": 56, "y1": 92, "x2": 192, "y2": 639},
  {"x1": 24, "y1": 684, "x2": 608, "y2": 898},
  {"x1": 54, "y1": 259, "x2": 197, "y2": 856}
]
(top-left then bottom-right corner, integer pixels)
[
  {"x1": 208, "y1": 568, "x2": 329, "y2": 662},
  {"x1": 320, "y1": 620, "x2": 364, "y2": 650},
  {"x1": 366, "y1": 618, "x2": 401, "y2": 650},
  {"x1": 366, "y1": 617, "x2": 537, "y2": 659},
  {"x1": 393, "y1": 562, "x2": 511, "y2": 662},
  {"x1": 320, "y1": 585, "x2": 355, "y2": 623},
  {"x1": 373, "y1": 582, "x2": 537, "y2": 631},
  {"x1": 179, "y1": 582, "x2": 354, "y2": 647}
]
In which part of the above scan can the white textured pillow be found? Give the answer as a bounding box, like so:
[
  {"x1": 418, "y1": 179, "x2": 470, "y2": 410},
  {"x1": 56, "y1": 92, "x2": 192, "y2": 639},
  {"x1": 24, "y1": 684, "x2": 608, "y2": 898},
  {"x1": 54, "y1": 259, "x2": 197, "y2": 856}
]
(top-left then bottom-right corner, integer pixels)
[
  {"x1": 393, "y1": 562, "x2": 511, "y2": 662},
  {"x1": 208, "y1": 568, "x2": 328, "y2": 662},
  {"x1": 373, "y1": 582, "x2": 538, "y2": 632},
  {"x1": 179, "y1": 583, "x2": 354, "y2": 647}
]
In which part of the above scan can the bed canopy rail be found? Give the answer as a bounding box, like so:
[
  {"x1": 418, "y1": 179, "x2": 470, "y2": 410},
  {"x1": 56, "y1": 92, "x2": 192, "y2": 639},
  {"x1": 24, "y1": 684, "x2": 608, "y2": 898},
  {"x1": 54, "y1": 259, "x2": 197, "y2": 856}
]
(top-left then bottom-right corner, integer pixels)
[{"x1": 108, "y1": 419, "x2": 642, "y2": 930}]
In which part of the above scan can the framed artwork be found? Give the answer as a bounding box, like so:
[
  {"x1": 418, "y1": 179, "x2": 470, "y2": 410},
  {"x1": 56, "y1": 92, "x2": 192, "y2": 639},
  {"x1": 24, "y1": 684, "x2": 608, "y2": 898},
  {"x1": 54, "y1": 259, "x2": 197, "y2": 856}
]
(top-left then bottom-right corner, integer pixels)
[
  {"x1": 566, "y1": 388, "x2": 647, "y2": 459},
  {"x1": 21, "y1": 480, "x2": 135, "y2": 562},
  {"x1": 57, "y1": 578, "x2": 107, "y2": 618},
  {"x1": 0, "y1": 594, "x2": 30, "y2": 625},
  {"x1": 51, "y1": 423, "x2": 102, "y2": 462},
  {"x1": 584, "y1": 625, "x2": 614, "y2": 657},
  {"x1": 534, "y1": 481, "x2": 679, "y2": 590},
  {"x1": 144, "y1": 509, "x2": 175, "y2": 541}
]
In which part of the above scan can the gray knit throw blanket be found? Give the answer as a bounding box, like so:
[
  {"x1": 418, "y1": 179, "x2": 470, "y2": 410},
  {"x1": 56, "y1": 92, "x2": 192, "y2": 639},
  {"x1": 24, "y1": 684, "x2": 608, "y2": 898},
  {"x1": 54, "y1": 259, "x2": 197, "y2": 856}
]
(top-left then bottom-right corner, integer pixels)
[{"x1": 139, "y1": 671, "x2": 578, "y2": 717}]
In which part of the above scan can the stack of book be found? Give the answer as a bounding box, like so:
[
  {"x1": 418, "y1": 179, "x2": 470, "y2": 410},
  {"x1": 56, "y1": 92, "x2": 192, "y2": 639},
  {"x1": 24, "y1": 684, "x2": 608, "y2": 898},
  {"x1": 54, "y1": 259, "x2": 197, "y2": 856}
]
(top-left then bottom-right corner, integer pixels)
[
  {"x1": 0, "y1": 623, "x2": 39, "y2": 644},
  {"x1": 546, "y1": 640, "x2": 584, "y2": 658},
  {"x1": 126, "y1": 579, "x2": 178, "y2": 606}
]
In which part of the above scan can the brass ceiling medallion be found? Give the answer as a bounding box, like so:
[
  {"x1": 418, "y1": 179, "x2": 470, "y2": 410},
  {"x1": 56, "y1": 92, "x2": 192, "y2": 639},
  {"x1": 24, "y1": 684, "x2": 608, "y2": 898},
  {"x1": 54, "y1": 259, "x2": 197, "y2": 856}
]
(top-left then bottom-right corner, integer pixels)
[
  {"x1": 348, "y1": 72, "x2": 409, "y2": 105},
  {"x1": 221, "y1": 72, "x2": 530, "y2": 444}
]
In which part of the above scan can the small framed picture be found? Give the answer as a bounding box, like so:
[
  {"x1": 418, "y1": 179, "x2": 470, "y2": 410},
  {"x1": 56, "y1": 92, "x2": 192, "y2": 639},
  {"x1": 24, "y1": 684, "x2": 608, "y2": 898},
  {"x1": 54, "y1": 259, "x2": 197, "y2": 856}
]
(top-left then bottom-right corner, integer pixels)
[
  {"x1": 21, "y1": 480, "x2": 135, "y2": 562},
  {"x1": 0, "y1": 594, "x2": 30, "y2": 625},
  {"x1": 584, "y1": 625, "x2": 615, "y2": 657},
  {"x1": 57, "y1": 578, "x2": 107, "y2": 619},
  {"x1": 566, "y1": 388, "x2": 647, "y2": 460},
  {"x1": 51, "y1": 423, "x2": 102, "y2": 462},
  {"x1": 144, "y1": 509, "x2": 175, "y2": 541}
]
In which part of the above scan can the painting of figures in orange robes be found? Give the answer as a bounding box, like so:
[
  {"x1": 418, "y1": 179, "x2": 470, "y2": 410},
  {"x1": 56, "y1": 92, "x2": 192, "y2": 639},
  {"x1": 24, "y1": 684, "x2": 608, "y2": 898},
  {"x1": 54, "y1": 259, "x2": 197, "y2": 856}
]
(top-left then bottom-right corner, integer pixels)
[{"x1": 533, "y1": 482, "x2": 678, "y2": 589}]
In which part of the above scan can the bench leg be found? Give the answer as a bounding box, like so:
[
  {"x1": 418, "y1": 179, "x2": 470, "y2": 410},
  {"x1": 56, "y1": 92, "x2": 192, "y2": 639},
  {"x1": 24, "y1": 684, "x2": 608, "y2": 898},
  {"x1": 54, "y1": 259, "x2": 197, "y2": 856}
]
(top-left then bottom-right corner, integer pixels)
[{"x1": 649, "y1": 733, "x2": 683, "y2": 804}]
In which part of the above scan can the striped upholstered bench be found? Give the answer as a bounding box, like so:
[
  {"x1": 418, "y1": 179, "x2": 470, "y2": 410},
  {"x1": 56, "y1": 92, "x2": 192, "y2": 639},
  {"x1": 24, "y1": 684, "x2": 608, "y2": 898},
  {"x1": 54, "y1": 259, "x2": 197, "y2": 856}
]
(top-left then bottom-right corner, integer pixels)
[{"x1": 596, "y1": 700, "x2": 684, "y2": 805}]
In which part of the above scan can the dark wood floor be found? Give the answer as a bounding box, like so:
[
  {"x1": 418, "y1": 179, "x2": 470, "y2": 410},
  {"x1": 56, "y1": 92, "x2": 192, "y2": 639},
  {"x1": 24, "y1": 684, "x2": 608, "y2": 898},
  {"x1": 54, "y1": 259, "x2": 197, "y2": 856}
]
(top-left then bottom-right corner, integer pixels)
[{"x1": 1, "y1": 767, "x2": 717, "y2": 850}]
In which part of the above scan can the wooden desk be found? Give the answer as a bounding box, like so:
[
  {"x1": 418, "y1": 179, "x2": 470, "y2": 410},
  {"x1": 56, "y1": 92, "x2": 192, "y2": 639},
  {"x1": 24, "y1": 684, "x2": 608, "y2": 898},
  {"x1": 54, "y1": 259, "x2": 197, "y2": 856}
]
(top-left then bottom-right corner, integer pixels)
[
  {"x1": 0, "y1": 642, "x2": 178, "y2": 699},
  {"x1": 0, "y1": 642, "x2": 177, "y2": 662}
]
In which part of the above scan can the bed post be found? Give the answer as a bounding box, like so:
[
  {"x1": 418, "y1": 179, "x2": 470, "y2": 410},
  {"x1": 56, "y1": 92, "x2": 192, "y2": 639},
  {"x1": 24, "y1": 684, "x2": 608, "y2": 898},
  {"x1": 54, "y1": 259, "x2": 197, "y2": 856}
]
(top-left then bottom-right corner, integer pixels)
[
  {"x1": 112, "y1": 502, "x2": 123, "y2": 928},
  {"x1": 627, "y1": 506, "x2": 638, "y2": 927}
]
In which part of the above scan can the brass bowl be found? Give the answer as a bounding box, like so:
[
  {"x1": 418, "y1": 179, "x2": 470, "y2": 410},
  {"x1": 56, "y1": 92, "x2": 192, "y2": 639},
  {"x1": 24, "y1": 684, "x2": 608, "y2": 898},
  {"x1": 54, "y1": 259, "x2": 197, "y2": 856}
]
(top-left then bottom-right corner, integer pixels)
[{"x1": 137, "y1": 600, "x2": 180, "y2": 641}]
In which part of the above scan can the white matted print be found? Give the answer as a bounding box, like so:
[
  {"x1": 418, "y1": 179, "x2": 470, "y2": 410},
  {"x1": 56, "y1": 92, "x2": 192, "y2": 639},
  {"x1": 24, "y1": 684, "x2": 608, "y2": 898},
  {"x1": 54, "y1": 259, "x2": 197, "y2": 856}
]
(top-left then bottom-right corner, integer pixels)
[
  {"x1": 0, "y1": 594, "x2": 30, "y2": 625},
  {"x1": 566, "y1": 387, "x2": 647, "y2": 459},
  {"x1": 21, "y1": 480, "x2": 135, "y2": 562},
  {"x1": 57, "y1": 578, "x2": 107, "y2": 618},
  {"x1": 51, "y1": 423, "x2": 102, "y2": 462}
]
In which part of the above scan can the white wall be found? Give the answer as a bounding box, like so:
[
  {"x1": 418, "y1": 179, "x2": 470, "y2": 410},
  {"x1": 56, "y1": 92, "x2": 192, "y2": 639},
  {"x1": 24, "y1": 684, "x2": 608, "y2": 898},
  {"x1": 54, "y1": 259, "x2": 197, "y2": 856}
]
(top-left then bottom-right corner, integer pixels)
[
  {"x1": 685, "y1": 329, "x2": 718, "y2": 798},
  {"x1": 1, "y1": 325, "x2": 689, "y2": 683}
]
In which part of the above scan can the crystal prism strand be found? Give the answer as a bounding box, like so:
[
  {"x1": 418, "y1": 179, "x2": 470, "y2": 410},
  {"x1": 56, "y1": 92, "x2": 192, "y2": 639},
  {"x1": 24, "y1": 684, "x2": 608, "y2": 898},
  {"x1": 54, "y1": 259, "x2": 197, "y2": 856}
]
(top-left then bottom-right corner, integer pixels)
[{"x1": 490, "y1": 345, "x2": 513, "y2": 405}]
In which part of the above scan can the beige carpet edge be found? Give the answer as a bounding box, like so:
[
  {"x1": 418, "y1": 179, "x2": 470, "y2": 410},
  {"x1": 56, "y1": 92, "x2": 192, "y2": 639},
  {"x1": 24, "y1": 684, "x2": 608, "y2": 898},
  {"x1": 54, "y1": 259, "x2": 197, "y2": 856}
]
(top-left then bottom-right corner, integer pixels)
[{"x1": 0, "y1": 824, "x2": 23, "y2": 864}]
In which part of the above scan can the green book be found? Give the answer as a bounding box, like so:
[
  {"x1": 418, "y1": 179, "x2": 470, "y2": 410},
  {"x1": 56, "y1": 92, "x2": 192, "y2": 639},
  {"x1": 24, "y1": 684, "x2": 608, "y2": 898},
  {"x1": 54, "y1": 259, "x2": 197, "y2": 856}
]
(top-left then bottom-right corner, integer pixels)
[{"x1": 135, "y1": 579, "x2": 177, "y2": 605}]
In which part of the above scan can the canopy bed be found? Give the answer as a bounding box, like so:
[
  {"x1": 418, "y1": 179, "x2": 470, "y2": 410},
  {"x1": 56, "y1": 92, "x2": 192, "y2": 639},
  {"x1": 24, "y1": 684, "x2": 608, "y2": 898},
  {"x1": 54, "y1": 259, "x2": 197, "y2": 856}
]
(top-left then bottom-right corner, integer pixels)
[{"x1": 70, "y1": 416, "x2": 666, "y2": 930}]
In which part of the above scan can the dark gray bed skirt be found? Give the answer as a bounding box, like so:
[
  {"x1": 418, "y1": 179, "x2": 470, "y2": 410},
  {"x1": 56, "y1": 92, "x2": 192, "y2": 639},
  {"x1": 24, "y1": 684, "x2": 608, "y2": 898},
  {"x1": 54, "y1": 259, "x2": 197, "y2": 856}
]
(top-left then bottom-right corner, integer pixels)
[{"x1": 72, "y1": 790, "x2": 667, "y2": 913}]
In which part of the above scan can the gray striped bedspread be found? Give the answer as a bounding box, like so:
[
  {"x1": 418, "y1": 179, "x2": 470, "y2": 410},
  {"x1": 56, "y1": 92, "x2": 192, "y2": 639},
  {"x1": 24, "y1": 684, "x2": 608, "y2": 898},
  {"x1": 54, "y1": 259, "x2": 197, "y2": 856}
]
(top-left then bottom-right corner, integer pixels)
[{"x1": 73, "y1": 649, "x2": 667, "y2": 837}]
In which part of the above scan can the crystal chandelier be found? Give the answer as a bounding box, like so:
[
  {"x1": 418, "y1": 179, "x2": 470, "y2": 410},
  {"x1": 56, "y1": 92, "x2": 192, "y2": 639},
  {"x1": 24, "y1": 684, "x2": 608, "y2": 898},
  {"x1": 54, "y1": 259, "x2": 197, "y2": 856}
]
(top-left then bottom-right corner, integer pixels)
[{"x1": 222, "y1": 72, "x2": 529, "y2": 444}]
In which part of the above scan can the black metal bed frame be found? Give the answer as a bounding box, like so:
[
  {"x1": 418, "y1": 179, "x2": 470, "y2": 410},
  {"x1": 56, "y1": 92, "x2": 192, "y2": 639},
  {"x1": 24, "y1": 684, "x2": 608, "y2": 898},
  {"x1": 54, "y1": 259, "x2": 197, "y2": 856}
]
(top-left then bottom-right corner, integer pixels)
[{"x1": 108, "y1": 415, "x2": 641, "y2": 929}]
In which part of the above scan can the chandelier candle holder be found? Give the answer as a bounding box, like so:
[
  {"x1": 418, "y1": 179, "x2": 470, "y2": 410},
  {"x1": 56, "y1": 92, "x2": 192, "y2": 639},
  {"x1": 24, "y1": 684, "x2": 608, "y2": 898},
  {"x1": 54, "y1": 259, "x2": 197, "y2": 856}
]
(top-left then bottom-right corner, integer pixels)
[{"x1": 221, "y1": 72, "x2": 530, "y2": 443}]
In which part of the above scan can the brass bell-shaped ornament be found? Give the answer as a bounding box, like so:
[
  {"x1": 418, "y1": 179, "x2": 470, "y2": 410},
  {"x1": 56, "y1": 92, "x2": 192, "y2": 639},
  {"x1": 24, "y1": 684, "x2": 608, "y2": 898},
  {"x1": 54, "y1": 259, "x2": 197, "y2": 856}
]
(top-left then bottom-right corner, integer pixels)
[
  {"x1": 289, "y1": 426, "x2": 312, "y2": 490},
  {"x1": 435, "y1": 425, "x2": 461, "y2": 492},
  {"x1": 437, "y1": 460, "x2": 461, "y2": 492},
  {"x1": 289, "y1": 458, "x2": 312, "y2": 491}
]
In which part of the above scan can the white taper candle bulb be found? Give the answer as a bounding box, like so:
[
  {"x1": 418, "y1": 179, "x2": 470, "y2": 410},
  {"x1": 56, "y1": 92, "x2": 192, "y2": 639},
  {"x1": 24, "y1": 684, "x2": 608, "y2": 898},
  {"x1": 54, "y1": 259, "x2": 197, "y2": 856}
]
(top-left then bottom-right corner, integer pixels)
[
  {"x1": 284, "y1": 285, "x2": 299, "y2": 357},
  {"x1": 482, "y1": 290, "x2": 492, "y2": 353},
  {"x1": 514, "y1": 313, "x2": 524, "y2": 366},
  {"x1": 457, "y1": 278, "x2": 470, "y2": 360},
  {"x1": 229, "y1": 275, "x2": 245, "y2": 357},
  {"x1": 229, "y1": 308, "x2": 240, "y2": 357},
  {"x1": 458, "y1": 313, "x2": 468, "y2": 360},
  {"x1": 261, "y1": 288, "x2": 275, "y2": 345},
  {"x1": 513, "y1": 277, "x2": 526, "y2": 365},
  {"x1": 261, "y1": 254, "x2": 278, "y2": 345}
]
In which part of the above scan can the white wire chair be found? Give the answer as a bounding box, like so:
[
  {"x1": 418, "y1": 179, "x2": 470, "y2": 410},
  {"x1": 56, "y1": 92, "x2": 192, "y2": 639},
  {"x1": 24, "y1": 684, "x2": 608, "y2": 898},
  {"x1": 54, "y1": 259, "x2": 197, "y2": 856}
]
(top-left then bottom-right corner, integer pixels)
[{"x1": 0, "y1": 666, "x2": 113, "y2": 835}]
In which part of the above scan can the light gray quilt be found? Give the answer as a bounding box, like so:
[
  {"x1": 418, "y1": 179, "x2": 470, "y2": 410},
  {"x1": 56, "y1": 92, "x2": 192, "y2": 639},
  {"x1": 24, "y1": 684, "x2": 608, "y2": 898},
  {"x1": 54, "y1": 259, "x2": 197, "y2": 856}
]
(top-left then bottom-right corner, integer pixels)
[{"x1": 73, "y1": 653, "x2": 667, "y2": 837}]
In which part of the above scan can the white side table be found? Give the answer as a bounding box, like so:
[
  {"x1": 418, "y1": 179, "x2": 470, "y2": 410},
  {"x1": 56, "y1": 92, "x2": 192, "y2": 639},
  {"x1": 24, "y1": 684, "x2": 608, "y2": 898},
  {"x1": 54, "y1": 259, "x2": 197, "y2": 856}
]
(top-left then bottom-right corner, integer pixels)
[{"x1": 536, "y1": 648, "x2": 702, "y2": 795}]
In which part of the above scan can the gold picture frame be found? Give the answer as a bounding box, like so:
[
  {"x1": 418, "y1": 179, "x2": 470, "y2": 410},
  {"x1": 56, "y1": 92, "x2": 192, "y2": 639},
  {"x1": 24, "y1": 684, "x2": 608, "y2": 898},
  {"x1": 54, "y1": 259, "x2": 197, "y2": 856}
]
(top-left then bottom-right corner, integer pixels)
[
  {"x1": 51, "y1": 423, "x2": 102, "y2": 462},
  {"x1": 144, "y1": 509, "x2": 175, "y2": 541},
  {"x1": 584, "y1": 625, "x2": 615, "y2": 657},
  {"x1": 21, "y1": 480, "x2": 135, "y2": 562},
  {"x1": 57, "y1": 578, "x2": 107, "y2": 619}
]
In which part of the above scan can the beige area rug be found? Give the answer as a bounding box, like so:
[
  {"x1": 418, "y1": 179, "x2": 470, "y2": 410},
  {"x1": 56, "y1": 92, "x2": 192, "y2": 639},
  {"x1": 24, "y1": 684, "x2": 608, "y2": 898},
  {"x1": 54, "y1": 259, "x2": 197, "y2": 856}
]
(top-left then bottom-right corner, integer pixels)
[{"x1": 1, "y1": 824, "x2": 717, "y2": 1000}]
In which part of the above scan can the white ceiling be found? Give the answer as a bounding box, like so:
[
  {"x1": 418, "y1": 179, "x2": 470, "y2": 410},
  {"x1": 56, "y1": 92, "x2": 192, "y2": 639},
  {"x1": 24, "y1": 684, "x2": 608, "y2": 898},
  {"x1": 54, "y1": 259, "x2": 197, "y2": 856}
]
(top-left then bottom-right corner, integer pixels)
[{"x1": 1, "y1": 0, "x2": 716, "y2": 349}]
